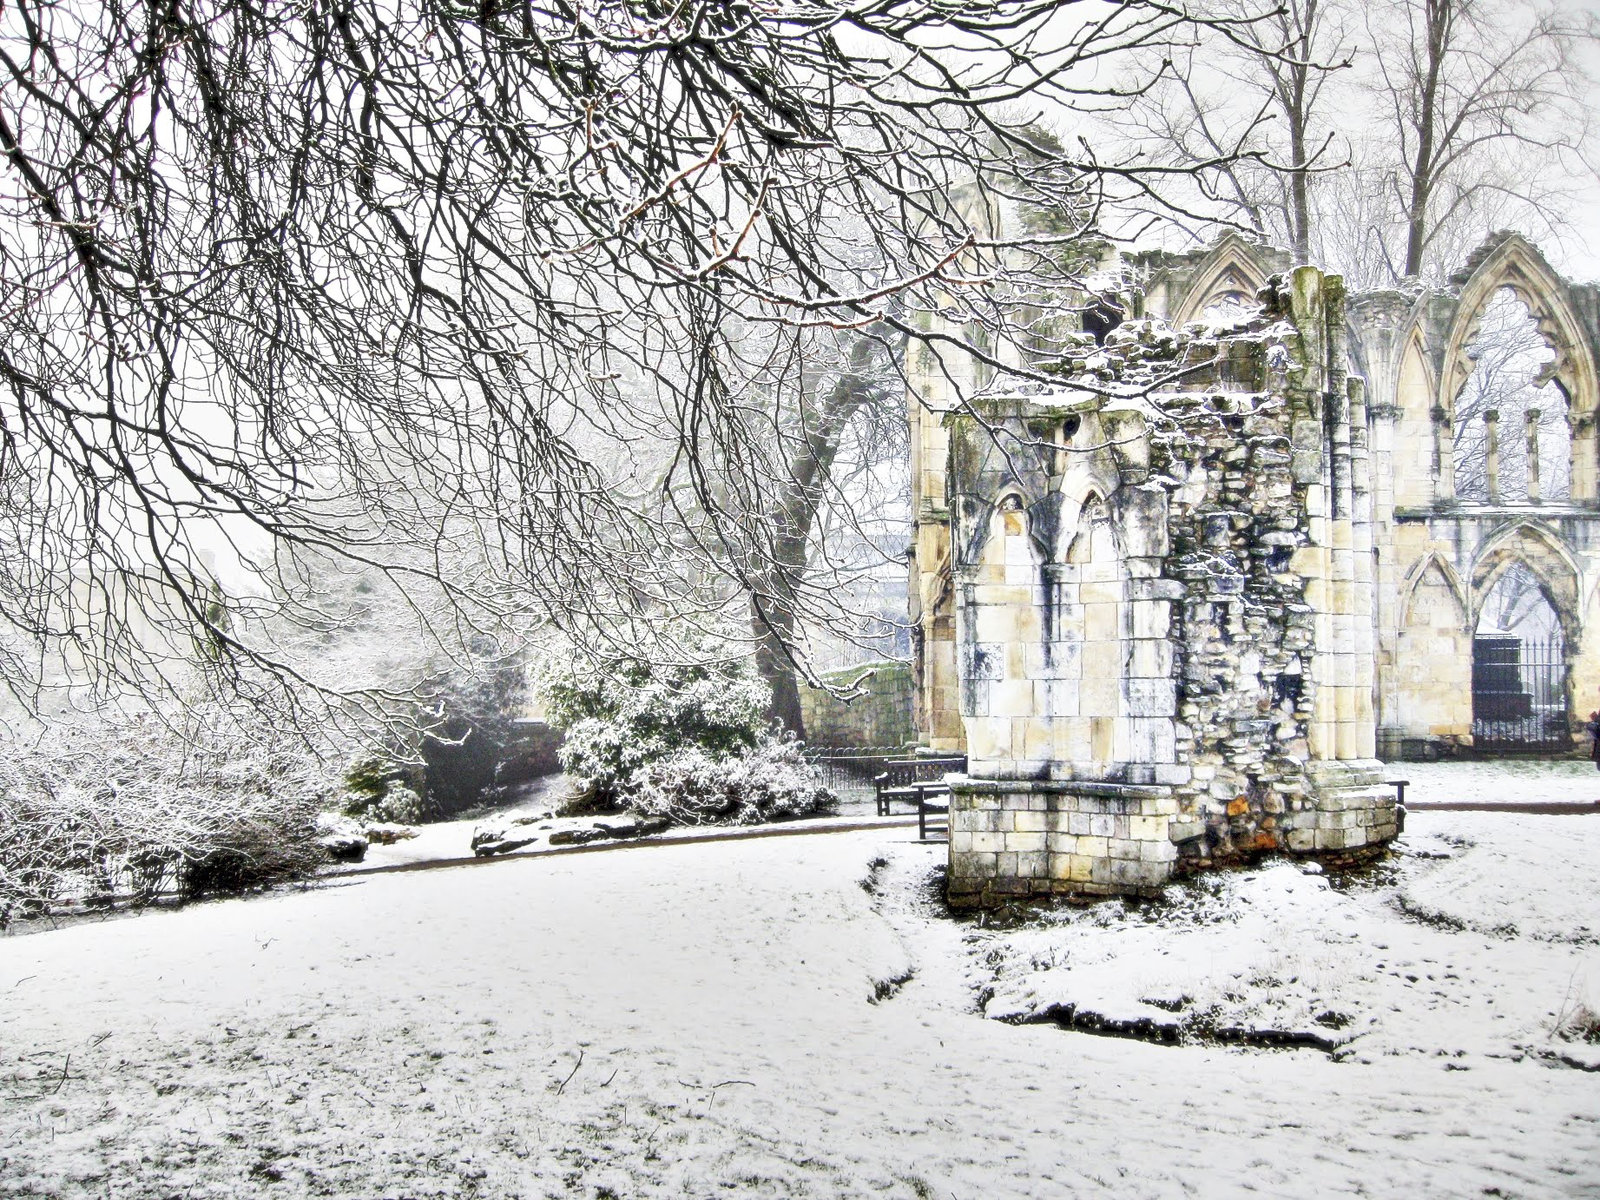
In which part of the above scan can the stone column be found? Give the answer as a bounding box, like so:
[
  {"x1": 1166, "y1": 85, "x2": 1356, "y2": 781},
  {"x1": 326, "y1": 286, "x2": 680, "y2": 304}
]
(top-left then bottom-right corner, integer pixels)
[
  {"x1": 1432, "y1": 405, "x2": 1455, "y2": 502},
  {"x1": 1369, "y1": 401, "x2": 1404, "y2": 759},
  {"x1": 1325, "y1": 285, "x2": 1361, "y2": 762},
  {"x1": 1484, "y1": 409, "x2": 1501, "y2": 503},
  {"x1": 1526, "y1": 408, "x2": 1542, "y2": 503},
  {"x1": 1571, "y1": 409, "x2": 1596, "y2": 505},
  {"x1": 1347, "y1": 378, "x2": 1377, "y2": 760}
]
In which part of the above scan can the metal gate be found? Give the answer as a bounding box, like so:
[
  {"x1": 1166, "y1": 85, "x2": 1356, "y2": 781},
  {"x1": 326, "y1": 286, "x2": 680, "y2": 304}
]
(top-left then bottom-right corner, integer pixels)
[{"x1": 1471, "y1": 634, "x2": 1569, "y2": 752}]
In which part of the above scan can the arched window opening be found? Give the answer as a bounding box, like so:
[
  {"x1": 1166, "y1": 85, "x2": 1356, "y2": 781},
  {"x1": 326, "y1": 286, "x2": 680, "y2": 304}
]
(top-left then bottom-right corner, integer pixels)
[
  {"x1": 1198, "y1": 268, "x2": 1260, "y2": 324},
  {"x1": 1471, "y1": 562, "x2": 1568, "y2": 751},
  {"x1": 1451, "y1": 288, "x2": 1570, "y2": 503}
]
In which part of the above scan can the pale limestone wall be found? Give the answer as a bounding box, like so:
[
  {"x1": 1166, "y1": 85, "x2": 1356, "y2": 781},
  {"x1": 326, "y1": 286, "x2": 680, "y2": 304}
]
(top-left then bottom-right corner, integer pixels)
[
  {"x1": 912, "y1": 231, "x2": 1600, "y2": 785},
  {"x1": 943, "y1": 271, "x2": 1396, "y2": 906},
  {"x1": 1391, "y1": 554, "x2": 1474, "y2": 745}
]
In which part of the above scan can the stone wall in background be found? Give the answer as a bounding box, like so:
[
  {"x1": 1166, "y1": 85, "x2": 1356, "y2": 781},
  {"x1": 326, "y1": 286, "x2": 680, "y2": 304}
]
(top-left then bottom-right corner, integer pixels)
[{"x1": 800, "y1": 661, "x2": 915, "y2": 749}]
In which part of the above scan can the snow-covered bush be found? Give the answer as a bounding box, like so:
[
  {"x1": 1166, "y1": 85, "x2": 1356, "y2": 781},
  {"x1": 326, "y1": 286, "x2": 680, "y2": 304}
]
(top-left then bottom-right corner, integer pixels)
[
  {"x1": 340, "y1": 757, "x2": 425, "y2": 824},
  {"x1": 0, "y1": 711, "x2": 334, "y2": 926},
  {"x1": 540, "y1": 655, "x2": 771, "y2": 811},
  {"x1": 374, "y1": 785, "x2": 424, "y2": 825},
  {"x1": 627, "y1": 738, "x2": 836, "y2": 826}
]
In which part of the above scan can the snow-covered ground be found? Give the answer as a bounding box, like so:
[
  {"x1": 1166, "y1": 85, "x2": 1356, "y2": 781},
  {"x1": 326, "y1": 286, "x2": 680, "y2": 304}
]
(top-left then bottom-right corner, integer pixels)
[
  {"x1": 1393, "y1": 757, "x2": 1600, "y2": 806},
  {"x1": 3, "y1": 808, "x2": 1598, "y2": 1197},
  {"x1": 973, "y1": 814, "x2": 1600, "y2": 1070}
]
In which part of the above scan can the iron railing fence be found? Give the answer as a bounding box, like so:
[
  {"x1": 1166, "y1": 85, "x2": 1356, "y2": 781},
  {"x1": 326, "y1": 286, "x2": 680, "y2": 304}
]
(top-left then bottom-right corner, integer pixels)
[{"x1": 1471, "y1": 634, "x2": 1570, "y2": 753}]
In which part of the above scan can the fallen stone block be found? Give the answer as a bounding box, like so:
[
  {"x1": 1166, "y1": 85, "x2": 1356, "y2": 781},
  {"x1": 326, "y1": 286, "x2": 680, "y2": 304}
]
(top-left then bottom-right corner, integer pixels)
[
  {"x1": 364, "y1": 823, "x2": 420, "y2": 845},
  {"x1": 548, "y1": 826, "x2": 609, "y2": 847},
  {"x1": 471, "y1": 821, "x2": 541, "y2": 857}
]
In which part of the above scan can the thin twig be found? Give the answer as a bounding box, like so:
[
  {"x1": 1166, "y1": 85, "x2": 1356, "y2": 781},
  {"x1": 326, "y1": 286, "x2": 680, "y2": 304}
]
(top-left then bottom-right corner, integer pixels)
[{"x1": 554, "y1": 1049, "x2": 584, "y2": 1095}]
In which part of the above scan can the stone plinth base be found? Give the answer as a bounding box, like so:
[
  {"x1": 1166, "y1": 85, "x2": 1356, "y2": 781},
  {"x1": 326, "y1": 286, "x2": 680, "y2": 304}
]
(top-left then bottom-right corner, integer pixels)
[
  {"x1": 947, "y1": 778, "x2": 1180, "y2": 908},
  {"x1": 948, "y1": 760, "x2": 1401, "y2": 908},
  {"x1": 1289, "y1": 759, "x2": 1399, "y2": 853}
]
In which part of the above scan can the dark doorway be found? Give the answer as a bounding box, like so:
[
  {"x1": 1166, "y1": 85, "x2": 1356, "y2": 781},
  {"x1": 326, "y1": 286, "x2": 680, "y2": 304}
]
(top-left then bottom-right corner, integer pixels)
[{"x1": 1471, "y1": 564, "x2": 1569, "y2": 752}]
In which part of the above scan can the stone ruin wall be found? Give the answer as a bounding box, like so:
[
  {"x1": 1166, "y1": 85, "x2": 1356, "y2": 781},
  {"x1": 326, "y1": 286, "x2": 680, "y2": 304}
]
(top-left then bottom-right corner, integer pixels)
[{"x1": 944, "y1": 268, "x2": 1397, "y2": 907}]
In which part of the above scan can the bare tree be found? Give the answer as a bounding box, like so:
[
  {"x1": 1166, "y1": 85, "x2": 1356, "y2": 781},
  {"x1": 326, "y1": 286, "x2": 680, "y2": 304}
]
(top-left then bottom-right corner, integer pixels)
[
  {"x1": 748, "y1": 329, "x2": 901, "y2": 734},
  {"x1": 1111, "y1": 0, "x2": 1593, "y2": 286},
  {"x1": 0, "y1": 0, "x2": 1249, "y2": 720},
  {"x1": 1372, "y1": 0, "x2": 1594, "y2": 281},
  {"x1": 1116, "y1": 0, "x2": 1354, "y2": 263}
]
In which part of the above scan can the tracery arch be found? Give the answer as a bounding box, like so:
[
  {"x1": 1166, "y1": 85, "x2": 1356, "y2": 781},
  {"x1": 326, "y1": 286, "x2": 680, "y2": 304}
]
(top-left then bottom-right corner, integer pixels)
[
  {"x1": 1439, "y1": 236, "x2": 1597, "y2": 503},
  {"x1": 1170, "y1": 234, "x2": 1274, "y2": 327},
  {"x1": 1469, "y1": 522, "x2": 1581, "y2": 642}
]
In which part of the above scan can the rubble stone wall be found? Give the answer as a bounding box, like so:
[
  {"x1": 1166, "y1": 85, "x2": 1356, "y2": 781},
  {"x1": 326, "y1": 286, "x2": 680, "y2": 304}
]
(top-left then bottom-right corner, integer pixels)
[{"x1": 945, "y1": 269, "x2": 1395, "y2": 907}]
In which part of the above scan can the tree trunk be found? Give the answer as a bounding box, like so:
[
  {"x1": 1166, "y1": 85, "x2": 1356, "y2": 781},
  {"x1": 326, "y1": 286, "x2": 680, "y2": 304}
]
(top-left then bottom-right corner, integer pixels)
[
  {"x1": 749, "y1": 340, "x2": 884, "y2": 739},
  {"x1": 1404, "y1": 0, "x2": 1450, "y2": 277},
  {"x1": 755, "y1": 608, "x2": 807, "y2": 737}
]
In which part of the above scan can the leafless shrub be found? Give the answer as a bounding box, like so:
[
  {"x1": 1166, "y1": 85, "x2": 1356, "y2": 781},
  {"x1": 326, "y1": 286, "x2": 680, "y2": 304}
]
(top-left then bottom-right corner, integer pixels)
[{"x1": 0, "y1": 710, "x2": 335, "y2": 926}]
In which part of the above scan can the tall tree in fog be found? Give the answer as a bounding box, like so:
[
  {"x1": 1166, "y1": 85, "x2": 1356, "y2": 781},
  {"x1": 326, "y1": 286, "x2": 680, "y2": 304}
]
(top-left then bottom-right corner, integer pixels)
[{"x1": 1117, "y1": 0, "x2": 1593, "y2": 286}]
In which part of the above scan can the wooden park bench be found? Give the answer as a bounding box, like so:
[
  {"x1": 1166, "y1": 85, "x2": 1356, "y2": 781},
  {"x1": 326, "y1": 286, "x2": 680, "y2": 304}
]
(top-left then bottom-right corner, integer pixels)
[{"x1": 874, "y1": 756, "x2": 967, "y2": 840}]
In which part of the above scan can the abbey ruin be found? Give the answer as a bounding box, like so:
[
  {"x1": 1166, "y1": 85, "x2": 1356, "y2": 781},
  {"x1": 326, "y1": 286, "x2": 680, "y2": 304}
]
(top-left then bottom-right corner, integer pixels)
[{"x1": 907, "y1": 232, "x2": 1600, "y2": 905}]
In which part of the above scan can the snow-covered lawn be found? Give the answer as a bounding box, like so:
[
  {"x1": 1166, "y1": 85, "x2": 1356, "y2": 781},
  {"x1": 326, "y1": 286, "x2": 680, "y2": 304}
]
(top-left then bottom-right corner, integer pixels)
[
  {"x1": 3, "y1": 809, "x2": 1598, "y2": 1198},
  {"x1": 1395, "y1": 757, "x2": 1600, "y2": 806},
  {"x1": 973, "y1": 815, "x2": 1600, "y2": 1070}
]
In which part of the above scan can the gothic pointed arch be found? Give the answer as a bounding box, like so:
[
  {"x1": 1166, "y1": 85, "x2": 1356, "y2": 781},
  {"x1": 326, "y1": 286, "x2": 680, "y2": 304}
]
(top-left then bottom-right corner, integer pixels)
[
  {"x1": 1399, "y1": 550, "x2": 1468, "y2": 628},
  {"x1": 1062, "y1": 488, "x2": 1109, "y2": 565},
  {"x1": 1469, "y1": 520, "x2": 1582, "y2": 640},
  {"x1": 1169, "y1": 232, "x2": 1278, "y2": 327},
  {"x1": 1396, "y1": 327, "x2": 1437, "y2": 421},
  {"x1": 1439, "y1": 234, "x2": 1597, "y2": 430}
]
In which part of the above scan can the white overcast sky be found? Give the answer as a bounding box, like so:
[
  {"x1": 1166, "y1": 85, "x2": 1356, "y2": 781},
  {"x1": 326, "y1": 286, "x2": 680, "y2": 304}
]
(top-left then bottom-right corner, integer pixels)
[{"x1": 1549, "y1": 0, "x2": 1600, "y2": 280}]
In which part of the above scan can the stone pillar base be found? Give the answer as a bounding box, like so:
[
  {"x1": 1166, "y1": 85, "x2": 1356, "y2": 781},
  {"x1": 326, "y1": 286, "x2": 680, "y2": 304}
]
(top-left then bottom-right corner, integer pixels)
[
  {"x1": 1283, "y1": 759, "x2": 1399, "y2": 855},
  {"x1": 947, "y1": 762, "x2": 1403, "y2": 908},
  {"x1": 947, "y1": 778, "x2": 1179, "y2": 908}
]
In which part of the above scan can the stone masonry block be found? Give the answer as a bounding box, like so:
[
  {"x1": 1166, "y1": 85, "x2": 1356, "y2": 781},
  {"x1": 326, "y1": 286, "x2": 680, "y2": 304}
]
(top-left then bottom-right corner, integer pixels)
[
  {"x1": 949, "y1": 851, "x2": 997, "y2": 879},
  {"x1": 1140, "y1": 838, "x2": 1178, "y2": 863},
  {"x1": 1168, "y1": 819, "x2": 1204, "y2": 842},
  {"x1": 1129, "y1": 814, "x2": 1168, "y2": 841},
  {"x1": 1127, "y1": 638, "x2": 1174, "y2": 678},
  {"x1": 1015, "y1": 851, "x2": 1048, "y2": 879},
  {"x1": 1012, "y1": 810, "x2": 1047, "y2": 834},
  {"x1": 1124, "y1": 678, "x2": 1177, "y2": 716},
  {"x1": 1130, "y1": 600, "x2": 1171, "y2": 639}
]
